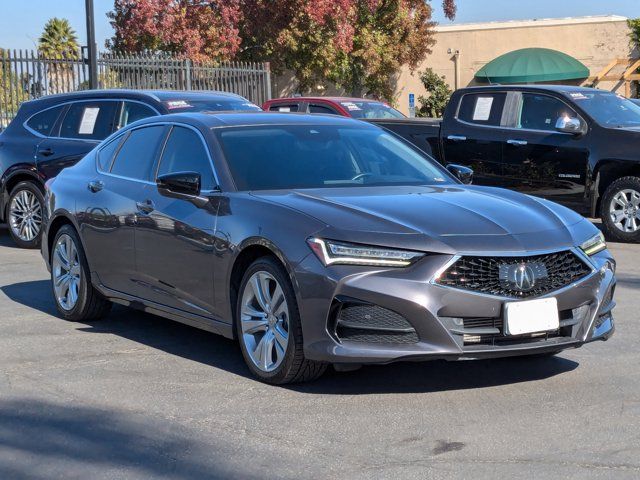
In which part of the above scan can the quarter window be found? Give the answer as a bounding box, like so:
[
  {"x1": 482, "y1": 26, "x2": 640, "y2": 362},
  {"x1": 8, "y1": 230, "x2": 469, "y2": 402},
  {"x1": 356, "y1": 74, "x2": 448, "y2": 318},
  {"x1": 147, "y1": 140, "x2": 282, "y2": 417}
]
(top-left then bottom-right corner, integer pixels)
[
  {"x1": 26, "y1": 105, "x2": 64, "y2": 136},
  {"x1": 457, "y1": 93, "x2": 507, "y2": 126},
  {"x1": 156, "y1": 126, "x2": 215, "y2": 190},
  {"x1": 97, "y1": 134, "x2": 125, "y2": 172},
  {"x1": 118, "y1": 101, "x2": 157, "y2": 129},
  {"x1": 59, "y1": 101, "x2": 118, "y2": 140},
  {"x1": 517, "y1": 94, "x2": 577, "y2": 131},
  {"x1": 110, "y1": 126, "x2": 166, "y2": 181}
]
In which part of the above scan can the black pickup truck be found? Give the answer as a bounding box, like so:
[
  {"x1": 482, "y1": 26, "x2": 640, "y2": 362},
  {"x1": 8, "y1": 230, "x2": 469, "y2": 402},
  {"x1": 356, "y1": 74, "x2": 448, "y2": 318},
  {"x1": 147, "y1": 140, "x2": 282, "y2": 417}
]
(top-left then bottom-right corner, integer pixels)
[{"x1": 371, "y1": 85, "x2": 640, "y2": 242}]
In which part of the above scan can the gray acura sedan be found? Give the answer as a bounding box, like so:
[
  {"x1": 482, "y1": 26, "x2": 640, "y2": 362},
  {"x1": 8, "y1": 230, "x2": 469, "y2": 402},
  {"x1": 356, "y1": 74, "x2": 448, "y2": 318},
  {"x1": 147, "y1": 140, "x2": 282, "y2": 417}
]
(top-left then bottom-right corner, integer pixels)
[{"x1": 41, "y1": 112, "x2": 616, "y2": 384}]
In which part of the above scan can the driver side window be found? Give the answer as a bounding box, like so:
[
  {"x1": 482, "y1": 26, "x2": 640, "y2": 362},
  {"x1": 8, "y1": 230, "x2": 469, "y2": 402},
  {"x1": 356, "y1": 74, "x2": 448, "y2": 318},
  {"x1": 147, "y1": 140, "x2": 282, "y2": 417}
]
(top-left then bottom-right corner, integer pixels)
[
  {"x1": 156, "y1": 126, "x2": 216, "y2": 190},
  {"x1": 517, "y1": 94, "x2": 577, "y2": 132}
]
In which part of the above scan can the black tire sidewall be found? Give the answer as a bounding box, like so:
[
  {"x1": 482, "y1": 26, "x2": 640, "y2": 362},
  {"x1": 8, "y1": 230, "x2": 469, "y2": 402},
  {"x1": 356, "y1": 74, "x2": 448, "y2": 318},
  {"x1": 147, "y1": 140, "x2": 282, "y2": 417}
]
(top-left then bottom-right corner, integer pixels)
[
  {"x1": 235, "y1": 257, "x2": 302, "y2": 384},
  {"x1": 600, "y1": 176, "x2": 640, "y2": 243},
  {"x1": 7, "y1": 181, "x2": 45, "y2": 249},
  {"x1": 51, "y1": 225, "x2": 92, "y2": 321}
]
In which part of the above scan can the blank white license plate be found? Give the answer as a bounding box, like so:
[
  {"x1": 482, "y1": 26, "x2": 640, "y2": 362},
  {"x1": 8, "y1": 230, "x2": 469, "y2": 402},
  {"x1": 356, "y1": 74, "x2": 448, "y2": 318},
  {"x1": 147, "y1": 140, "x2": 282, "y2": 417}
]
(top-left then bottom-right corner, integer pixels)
[{"x1": 504, "y1": 297, "x2": 559, "y2": 336}]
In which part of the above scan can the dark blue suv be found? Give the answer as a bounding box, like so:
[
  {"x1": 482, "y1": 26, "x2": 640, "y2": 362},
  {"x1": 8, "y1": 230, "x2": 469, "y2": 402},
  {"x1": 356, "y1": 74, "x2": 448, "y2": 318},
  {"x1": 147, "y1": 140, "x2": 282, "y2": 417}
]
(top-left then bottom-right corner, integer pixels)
[{"x1": 0, "y1": 89, "x2": 260, "y2": 248}]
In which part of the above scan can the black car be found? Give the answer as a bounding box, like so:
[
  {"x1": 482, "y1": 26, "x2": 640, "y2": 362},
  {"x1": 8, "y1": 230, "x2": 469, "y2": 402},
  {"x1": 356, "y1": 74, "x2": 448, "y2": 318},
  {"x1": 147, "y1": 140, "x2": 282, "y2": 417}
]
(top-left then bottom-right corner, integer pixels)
[
  {"x1": 0, "y1": 89, "x2": 261, "y2": 248},
  {"x1": 41, "y1": 112, "x2": 615, "y2": 384},
  {"x1": 371, "y1": 85, "x2": 640, "y2": 243}
]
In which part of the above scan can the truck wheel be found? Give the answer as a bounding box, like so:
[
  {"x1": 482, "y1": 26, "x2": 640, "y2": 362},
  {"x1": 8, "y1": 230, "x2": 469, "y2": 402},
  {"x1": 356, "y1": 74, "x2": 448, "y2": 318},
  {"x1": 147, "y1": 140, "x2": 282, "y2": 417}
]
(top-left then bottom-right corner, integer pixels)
[
  {"x1": 600, "y1": 176, "x2": 640, "y2": 243},
  {"x1": 7, "y1": 181, "x2": 45, "y2": 249}
]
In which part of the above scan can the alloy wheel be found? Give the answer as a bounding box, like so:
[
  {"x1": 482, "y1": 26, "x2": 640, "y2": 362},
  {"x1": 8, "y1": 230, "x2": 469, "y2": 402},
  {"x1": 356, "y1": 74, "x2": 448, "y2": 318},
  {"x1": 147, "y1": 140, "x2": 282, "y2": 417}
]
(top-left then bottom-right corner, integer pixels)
[
  {"x1": 9, "y1": 189, "x2": 43, "y2": 242},
  {"x1": 240, "y1": 271, "x2": 290, "y2": 373},
  {"x1": 52, "y1": 234, "x2": 81, "y2": 311},
  {"x1": 609, "y1": 188, "x2": 640, "y2": 233}
]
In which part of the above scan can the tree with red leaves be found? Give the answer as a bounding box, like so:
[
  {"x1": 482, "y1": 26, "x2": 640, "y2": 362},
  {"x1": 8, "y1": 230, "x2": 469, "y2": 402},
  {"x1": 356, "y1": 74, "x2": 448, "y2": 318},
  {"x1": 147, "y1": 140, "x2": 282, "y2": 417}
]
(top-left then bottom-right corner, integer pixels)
[{"x1": 108, "y1": 0, "x2": 457, "y2": 100}]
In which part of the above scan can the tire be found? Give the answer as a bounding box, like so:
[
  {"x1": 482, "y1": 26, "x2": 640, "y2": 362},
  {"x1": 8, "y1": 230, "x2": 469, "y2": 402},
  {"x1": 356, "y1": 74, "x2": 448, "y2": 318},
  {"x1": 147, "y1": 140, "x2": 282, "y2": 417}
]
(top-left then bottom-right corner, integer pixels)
[
  {"x1": 600, "y1": 176, "x2": 640, "y2": 243},
  {"x1": 6, "y1": 181, "x2": 45, "y2": 249},
  {"x1": 235, "y1": 256, "x2": 327, "y2": 384},
  {"x1": 51, "y1": 225, "x2": 112, "y2": 321}
]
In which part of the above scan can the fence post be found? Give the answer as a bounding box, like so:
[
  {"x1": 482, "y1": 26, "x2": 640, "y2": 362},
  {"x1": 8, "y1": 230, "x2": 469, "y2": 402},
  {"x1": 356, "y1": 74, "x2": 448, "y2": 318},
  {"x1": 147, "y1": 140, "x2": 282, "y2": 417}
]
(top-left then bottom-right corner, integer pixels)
[
  {"x1": 265, "y1": 62, "x2": 272, "y2": 101},
  {"x1": 185, "y1": 59, "x2": 192, "y2": 90}
]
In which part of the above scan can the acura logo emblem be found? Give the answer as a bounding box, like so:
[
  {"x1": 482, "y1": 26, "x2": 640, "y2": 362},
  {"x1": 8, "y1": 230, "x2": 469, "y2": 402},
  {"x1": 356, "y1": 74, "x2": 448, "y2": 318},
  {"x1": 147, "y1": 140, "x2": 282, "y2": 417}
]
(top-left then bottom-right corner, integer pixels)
[
  {"x1": 499, "y1": 261, "x2": 548, "y2": 293},
  {"x1": 513, "y1": 264, "x2": 535, "y2": 291}
]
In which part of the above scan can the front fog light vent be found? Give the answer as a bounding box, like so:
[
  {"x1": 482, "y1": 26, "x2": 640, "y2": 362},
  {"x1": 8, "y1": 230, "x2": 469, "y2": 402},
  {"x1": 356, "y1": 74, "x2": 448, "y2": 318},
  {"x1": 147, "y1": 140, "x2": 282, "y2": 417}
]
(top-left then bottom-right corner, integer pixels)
[{"x1": 335, "y1": 303, "x2": 418, "y2": 345}]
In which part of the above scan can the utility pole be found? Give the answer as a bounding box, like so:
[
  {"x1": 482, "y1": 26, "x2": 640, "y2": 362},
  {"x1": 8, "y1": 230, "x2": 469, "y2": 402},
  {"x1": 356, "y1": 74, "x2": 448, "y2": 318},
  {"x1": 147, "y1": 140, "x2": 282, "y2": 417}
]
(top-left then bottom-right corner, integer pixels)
[{"x1": 85, "y1": 0, "x2": 98, "y2": 89}]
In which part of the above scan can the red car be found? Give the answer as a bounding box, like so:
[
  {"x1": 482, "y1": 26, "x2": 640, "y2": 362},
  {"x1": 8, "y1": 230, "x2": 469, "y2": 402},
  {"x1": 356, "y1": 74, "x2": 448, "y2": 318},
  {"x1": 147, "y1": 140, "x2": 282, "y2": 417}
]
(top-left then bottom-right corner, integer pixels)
[{"x1": 262, "y1": 97, "x2": 405, "y2": 119}]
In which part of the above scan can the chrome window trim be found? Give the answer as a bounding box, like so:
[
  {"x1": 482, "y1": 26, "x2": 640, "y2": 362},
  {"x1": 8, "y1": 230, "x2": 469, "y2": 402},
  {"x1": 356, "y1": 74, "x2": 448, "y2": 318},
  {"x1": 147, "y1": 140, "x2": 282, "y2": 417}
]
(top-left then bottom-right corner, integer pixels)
[
  {"x1": 429, "y1": 247, "x2": 598, "y2": 301},
  {"x1": 23, "y1": 98, "x2": 160, "y2": 140}
]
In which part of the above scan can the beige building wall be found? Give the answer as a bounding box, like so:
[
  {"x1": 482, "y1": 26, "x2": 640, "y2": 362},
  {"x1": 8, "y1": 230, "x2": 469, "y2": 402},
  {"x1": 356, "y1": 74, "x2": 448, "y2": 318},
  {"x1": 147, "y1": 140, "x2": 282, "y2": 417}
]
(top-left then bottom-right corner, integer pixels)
[{"x1": 396, "y1": 15, "x2": 635, "y2": 115}]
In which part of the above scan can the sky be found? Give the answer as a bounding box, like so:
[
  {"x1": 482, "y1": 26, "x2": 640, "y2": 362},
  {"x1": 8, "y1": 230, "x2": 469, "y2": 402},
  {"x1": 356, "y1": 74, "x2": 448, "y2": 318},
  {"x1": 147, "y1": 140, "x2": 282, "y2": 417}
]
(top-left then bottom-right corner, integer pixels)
[{"x1": 0, "y1": 0, "x2": 638, "y2": 52}]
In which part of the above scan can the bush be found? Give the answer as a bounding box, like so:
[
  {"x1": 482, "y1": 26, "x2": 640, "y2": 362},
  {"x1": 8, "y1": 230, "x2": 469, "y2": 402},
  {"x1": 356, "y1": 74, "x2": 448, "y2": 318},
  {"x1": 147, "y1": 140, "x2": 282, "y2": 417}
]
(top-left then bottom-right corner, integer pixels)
[{"x1": 416, "y1": 68, "x2": 452, "y2": 118}]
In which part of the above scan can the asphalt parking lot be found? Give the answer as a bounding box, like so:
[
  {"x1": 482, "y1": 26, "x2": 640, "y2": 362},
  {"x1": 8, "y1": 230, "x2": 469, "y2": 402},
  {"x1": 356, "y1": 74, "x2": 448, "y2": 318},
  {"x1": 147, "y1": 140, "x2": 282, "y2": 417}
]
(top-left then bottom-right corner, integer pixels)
[{"x1": 0, "y1": 224, "x2": 638, "y2": 480}]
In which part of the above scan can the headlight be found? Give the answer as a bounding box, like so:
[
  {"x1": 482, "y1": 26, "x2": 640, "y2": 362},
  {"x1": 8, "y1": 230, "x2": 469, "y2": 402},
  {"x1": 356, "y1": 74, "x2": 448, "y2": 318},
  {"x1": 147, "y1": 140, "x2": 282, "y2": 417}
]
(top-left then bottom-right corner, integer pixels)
[
  {"x1": 580, "y1": 232, "x2": 606, "y2": 256},
  {"x1": 307, "y1": 238, "x2": 424, "y2": 267}
]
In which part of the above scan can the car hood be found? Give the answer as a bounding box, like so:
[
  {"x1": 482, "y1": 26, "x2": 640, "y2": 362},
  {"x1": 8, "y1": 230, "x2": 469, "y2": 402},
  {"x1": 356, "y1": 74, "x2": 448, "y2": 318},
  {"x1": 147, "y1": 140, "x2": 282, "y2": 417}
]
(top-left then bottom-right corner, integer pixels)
[{"x1": 252, "y1": 185, "x2": 596, "y2": 254}]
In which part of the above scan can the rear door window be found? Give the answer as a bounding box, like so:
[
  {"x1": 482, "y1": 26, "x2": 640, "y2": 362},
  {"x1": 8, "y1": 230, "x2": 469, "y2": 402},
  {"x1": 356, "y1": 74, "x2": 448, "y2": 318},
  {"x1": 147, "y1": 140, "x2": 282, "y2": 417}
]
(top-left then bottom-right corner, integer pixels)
[
  {"x1": 59, "y1": 101, "x2": 118, "y2": 140},
  {"x1": 457, "y1": 93, "x2": 507, "y2": 126},
  {"x1": 269, "y1": 104, "x2": 300, "y2": 112},
  {"x1": 110, "y1": 125, "x2": 166, "y2": 181},
  {"x1": 26, "y1": 105, "x2": 64, "y2": 136},
  {"x1": 309, "y1": 104, "x2": 339, "y2": 115}
]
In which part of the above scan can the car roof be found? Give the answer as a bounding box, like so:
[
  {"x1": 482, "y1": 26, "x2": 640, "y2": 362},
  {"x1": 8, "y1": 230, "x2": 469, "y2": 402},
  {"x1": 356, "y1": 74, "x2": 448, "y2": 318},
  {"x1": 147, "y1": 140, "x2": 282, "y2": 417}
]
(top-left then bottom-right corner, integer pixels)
[
  {"x1": 267, "y1": 97, "x2": 388, "y2": 104},
  {"x1": 133, "y1": 111, "x2": 375, "y2": 129},
  {"x1": 458, "y1": 84, "x2": 609, "y2": 94},
  {"x1": 24, "y1": 89, "x2": 247, "y2": 105}
]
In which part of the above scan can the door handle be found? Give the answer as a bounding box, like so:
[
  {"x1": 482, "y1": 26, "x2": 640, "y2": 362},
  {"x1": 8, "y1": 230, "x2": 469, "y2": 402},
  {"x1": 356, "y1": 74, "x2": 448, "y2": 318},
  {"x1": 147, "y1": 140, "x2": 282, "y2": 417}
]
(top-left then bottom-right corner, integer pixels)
[
  {"x1": 507, "y1": 139, "x2": 528, "y2": 146},
  {"x1": 136, "y1": 199, "x2": 155, "y2": 214},
  {"x1": 87, "y1": 180, "x2": 104, "y2": 193},
  {"x1": 447, "y1": 135, "x2": 467, "y2": 142},
  {"x1": 38, "y1": 147, "x2": 54, "y2": 156}
]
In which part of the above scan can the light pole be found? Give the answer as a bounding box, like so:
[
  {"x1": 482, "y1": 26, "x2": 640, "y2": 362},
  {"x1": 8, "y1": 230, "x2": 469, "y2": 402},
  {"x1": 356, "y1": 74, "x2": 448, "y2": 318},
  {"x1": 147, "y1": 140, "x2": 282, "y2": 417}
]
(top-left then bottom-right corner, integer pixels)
[{"x1": 85, "y1": 0, "x2": 98, "y2": 89}]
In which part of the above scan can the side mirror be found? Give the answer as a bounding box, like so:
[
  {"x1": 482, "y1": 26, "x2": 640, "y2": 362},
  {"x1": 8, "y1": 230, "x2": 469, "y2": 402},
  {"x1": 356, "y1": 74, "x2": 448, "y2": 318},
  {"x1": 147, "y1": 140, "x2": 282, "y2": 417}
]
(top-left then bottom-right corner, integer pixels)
[
  {"x1": 446, "y1": 164, "x2": 474, "y2": 185},
  {"x1": 157, "y1": 171, "x2": 201, "y2": 198},
  {"x1": 555, "y1": 116, "x2": 586, "y2": 135}
]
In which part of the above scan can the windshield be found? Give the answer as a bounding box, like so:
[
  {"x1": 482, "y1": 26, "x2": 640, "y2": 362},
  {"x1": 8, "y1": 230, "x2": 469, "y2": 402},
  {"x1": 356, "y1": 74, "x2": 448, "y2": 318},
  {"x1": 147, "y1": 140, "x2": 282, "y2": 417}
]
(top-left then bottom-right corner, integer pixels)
[
  {"x1": 216, "y1": 125, "x2": 451, "y2": 191},
  {"x1": 340, "y1": 101, "x2": 405, "y2": 119},
  {"x1": 569, "y1": 91, "x2": 640, "y2": 128},
  {"x1": 163, "y1": 98, "x2": 262, "y2": 113}
]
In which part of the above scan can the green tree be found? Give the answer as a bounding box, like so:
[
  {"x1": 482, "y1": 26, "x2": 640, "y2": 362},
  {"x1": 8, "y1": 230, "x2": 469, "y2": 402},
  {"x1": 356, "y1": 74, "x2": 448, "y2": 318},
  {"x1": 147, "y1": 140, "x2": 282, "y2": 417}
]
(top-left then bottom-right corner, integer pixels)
[
  {"x1": 0, "y1": 49, "x2": 29, "y2": 126},
  {"x1": 38, "y1": 18, "x2": 79, "y2": 59},
  {"x1": 416, "y1": 68, "x2": 452, "y2": 118}
]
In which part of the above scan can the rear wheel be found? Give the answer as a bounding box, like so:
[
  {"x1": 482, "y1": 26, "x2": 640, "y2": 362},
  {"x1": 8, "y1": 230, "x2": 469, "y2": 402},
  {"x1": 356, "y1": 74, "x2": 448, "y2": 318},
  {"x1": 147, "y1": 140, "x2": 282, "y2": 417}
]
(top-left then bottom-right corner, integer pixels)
[
  {"x1": 236, "y1": 257, "x2": 326, "y2": 384},
  {"x1": 600, "y1": 176, "x2": 640, "y2": 243},
  {"x1": 51, "y1": 225, "x2": 111, "y2": 321},
  {"x1": 7, "y1": 181, "x2": 44, "y2": 249}
]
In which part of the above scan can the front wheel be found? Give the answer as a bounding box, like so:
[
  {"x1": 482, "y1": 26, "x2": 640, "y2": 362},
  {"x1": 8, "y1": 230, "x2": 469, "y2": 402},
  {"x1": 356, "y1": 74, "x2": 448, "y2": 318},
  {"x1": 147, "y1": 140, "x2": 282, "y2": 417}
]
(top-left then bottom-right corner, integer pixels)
[
  {"x1": 600, "y1": 176, "x2": 640, "y2": 243},
  {"x1": 51, "y1": 225, "x2": 112, "y2": 321},
  {"x1": 236, "y1": 257, "x2": 326, "y2": 384},
  {"x1": 7, "y1": 181, "x2": 45, "y2": 249}
]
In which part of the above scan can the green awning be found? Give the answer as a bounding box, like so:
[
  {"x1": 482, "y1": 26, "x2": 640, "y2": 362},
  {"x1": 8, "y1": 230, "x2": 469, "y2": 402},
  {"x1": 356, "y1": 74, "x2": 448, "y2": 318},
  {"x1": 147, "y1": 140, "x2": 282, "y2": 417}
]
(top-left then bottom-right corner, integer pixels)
[{"x1": 475, "y1": 48, "x2": 590, "y2": 84}]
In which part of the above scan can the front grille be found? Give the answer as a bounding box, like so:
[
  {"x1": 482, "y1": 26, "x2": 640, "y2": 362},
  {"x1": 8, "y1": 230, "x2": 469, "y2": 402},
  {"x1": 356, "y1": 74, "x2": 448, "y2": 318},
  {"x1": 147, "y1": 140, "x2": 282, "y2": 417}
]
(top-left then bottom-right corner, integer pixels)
[
  {"x1": 437, "y1": 251, "x2": 591, "y2": 298},
  {"x1": 335, "y1": 304, "x2": 419, "y2": 344}
]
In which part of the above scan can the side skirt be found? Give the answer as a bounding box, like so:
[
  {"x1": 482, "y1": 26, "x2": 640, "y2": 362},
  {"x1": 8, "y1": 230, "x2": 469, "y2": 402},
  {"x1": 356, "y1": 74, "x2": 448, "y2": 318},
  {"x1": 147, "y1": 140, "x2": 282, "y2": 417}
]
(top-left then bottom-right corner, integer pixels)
[{"x1": 93, "y1": 277, "x2": 234, "y2": 339}]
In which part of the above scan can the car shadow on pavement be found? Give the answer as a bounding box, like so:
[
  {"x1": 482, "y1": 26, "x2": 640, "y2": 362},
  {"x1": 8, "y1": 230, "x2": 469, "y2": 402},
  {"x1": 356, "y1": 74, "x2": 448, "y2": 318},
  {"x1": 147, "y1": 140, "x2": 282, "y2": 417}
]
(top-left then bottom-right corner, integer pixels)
[
  {"x1": 0, "y1": 398, "x2": 261, "y2": 479},
  {"x1": 3, "y1": 279, "x2": 579, "y2": 395}
]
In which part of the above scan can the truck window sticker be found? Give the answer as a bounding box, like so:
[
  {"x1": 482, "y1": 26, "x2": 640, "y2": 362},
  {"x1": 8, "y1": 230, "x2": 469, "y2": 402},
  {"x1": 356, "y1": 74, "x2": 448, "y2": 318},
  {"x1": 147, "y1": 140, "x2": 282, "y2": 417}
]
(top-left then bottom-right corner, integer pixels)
[{"x1": 473, "y1": 97, "x2": 494, "y2": 121}]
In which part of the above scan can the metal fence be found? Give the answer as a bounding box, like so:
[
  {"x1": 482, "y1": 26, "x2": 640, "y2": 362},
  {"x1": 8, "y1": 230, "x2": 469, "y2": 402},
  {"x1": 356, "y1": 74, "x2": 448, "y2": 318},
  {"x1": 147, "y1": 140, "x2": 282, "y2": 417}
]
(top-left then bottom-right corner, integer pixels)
[{"x1": 0, "y1": 49, "x2": 272, "y2": 127}]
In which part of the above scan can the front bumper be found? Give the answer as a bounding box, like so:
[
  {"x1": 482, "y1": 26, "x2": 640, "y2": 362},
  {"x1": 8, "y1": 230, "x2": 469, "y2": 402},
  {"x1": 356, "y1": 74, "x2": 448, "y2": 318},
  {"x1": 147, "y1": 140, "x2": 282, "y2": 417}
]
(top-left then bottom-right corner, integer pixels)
[{"x1": 295, "y1": 249, "x2": 616, "y2": 364}]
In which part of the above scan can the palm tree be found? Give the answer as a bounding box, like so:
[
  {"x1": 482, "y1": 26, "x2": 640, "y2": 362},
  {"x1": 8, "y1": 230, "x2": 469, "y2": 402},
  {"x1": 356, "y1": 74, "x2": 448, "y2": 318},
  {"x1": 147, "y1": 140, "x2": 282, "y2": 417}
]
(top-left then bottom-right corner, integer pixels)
[
  {"x1": 38, "y1": 18, "x2": 80, "y2": 94},
  {"x1": 38, "y1": 18, "x2": 79, "y2": 59}
]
